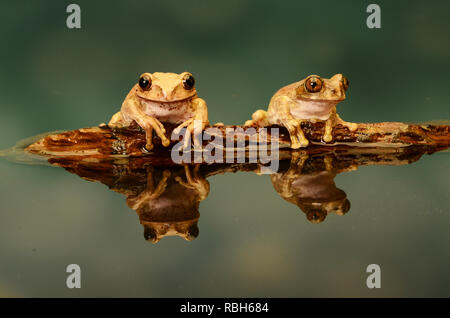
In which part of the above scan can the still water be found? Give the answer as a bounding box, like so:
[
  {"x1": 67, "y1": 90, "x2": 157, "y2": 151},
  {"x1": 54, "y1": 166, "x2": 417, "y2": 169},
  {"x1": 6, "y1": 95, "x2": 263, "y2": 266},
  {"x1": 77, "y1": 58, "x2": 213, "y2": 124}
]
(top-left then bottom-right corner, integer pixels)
[
  {"x1": 0, "y1": 0, "x2": 449, "y2": 298},
  {"x1": 0, "y1": 142, "x2": 448, "y2": 297}
]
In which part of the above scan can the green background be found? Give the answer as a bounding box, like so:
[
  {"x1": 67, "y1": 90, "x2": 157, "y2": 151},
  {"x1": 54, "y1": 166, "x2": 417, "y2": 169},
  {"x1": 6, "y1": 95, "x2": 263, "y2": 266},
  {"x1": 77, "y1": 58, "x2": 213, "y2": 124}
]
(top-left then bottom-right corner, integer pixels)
[{"x1": 0, "y1": 0, "x2": 449, "y2": 297}]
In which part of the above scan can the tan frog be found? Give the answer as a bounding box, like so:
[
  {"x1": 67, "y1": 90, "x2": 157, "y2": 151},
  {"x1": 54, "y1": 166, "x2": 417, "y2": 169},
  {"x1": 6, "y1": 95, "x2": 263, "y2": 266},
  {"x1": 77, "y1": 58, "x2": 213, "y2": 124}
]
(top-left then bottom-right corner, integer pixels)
[
  {"x1": 245, "y1": 74, "x2": 358, "y2": 148},
  {"x1": 127, "y1": 165, "x2": 209, "y2": 243},
  {"x1": 108, "y1": 72, "x2": 209, "y2": 150},
  {"x1": 269, "y1": 153, "x2": 352, "y2": 223}
]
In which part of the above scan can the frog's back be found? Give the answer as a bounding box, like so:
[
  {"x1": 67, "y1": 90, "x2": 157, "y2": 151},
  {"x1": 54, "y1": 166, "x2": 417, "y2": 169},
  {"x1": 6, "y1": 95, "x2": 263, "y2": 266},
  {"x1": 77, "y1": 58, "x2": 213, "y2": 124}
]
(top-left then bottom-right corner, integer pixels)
[{"x1": 273, "y1": 81, "x2": 299, "y2": 97}]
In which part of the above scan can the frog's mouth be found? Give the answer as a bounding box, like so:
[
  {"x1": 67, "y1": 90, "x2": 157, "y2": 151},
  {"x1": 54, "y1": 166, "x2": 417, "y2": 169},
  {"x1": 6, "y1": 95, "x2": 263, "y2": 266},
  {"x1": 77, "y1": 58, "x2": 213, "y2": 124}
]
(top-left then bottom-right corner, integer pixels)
[
  {"x1": 296, "y1": 96, "x2": 345, "y2": 103},
  {"x1": 138, "y1": 95, "x2": 194, "y2": 111},
  {"x1": 137, "y1": 93, "x2": 196, "y2": 103}
]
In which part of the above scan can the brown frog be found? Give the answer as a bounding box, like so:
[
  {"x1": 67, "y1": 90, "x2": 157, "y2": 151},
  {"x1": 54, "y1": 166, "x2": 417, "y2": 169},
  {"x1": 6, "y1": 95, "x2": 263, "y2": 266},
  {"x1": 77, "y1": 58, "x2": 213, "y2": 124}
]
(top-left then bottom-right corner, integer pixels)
[
  {"x1": 108, "y1": 72, "x2": 209, "y2": 150},
  {"x1": 245, "y1": 74, "x2": 358, "y2": 148},
  {"x1": 127, "y1": 165, "x2": 209, "y2": 243},
  {"x1": 269, "y1": 153, "x2": 353, "y2": 223}
]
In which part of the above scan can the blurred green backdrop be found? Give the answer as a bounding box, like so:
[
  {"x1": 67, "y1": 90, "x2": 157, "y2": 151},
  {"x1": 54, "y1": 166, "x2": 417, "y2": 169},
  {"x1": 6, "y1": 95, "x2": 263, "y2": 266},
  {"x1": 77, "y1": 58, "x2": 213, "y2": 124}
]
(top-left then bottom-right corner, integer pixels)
[{"x1": 0, "y1": 0, "x2": 449, "y2": 297}]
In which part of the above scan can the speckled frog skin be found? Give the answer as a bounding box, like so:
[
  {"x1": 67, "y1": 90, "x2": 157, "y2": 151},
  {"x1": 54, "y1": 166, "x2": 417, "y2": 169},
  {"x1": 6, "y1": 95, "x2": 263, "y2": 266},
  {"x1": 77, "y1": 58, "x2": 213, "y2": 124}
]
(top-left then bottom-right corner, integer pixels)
[
  {"x1": 108, "y1": 72, "x2": 209, "y2": 150},
  {"x1": 245, "y1": 74, "x2": 358, "y2": 148}
]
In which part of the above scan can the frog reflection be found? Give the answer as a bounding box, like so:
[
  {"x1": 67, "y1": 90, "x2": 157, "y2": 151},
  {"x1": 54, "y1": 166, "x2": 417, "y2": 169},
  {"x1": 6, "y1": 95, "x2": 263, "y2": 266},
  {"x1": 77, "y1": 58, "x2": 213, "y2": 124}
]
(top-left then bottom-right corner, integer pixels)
[
  {"x1": 41, "y1": 139, "x2": 439, "y2": 236},
  {"x1": 127, "y1": 165, "x2": 209, "y2": 243},
  {"x1": 269, "y1": 152, "x2": 354, "y2": 223}
]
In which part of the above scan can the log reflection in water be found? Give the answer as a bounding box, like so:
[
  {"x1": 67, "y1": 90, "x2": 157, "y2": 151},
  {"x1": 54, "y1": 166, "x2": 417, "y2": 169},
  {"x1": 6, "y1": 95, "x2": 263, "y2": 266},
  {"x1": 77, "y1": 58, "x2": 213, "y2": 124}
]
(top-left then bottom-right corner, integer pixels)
[{"x1": 34, "y1": 144, "x2": 445, "y2": 242}]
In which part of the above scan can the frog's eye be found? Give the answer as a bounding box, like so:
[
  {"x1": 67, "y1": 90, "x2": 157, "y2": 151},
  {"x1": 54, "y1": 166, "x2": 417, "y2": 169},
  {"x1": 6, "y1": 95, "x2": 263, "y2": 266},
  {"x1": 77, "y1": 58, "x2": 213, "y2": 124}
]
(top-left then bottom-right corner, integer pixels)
[
  {"x1": 306, "y1": 209, "x2": 326, "y2": 224},
  {"x1": 183, "y1": 74, "x2": 195, "y2": 90},
  {"x1": 341, "y1": 76, "x2": 349, "y2": 91},
  {"x1": 143, "y1": 226, "x2": 157, "y2": 243},
  {"x1": 304, "y1": 76, "x2": 323, "y2": 93},
  {"x1": 138, "y1": 75, "x2": 152, "y2": 90},
  {"x1": 186, "y1": 224, "x2": 199, "y2": 241}
]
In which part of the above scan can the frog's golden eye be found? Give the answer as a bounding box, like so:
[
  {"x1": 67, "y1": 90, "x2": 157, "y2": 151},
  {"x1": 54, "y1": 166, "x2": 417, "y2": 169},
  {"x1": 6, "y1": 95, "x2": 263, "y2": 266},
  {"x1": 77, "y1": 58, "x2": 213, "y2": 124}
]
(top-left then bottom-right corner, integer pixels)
[
  {"x1": 304, "y1": 76, "x2": 323, "y2": 93},
  {"x1": 183, "y1": 74, "x2": 195, "y2": 90},
  {"x1": 138, "y1": 75, "x2": 152, "y2": 90},
  {"x1": 341, "y1": 76, "x2": 349, "y2": 91}
]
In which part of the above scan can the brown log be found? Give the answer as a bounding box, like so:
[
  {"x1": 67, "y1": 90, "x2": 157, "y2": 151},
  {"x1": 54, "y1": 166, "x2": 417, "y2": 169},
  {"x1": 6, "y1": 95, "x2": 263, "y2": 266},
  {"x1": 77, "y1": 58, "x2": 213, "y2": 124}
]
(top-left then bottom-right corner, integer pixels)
[
  {"x1": 25, "y1": 121, "x2": 450, "y2": 160},
  {"x1": 40, "y1": 144, "x2": 444, "y2": 194}
]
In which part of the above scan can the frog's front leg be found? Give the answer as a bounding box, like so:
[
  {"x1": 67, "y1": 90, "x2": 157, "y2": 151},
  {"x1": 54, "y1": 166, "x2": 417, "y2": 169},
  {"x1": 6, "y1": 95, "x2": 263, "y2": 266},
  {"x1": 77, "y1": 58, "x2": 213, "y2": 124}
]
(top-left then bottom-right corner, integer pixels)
[
  {"x1": 270, "y1": 96, "x2": 309, "y2": 149},
  {"x1": 175, "y1": 165, "x2": 210, "y2": 201},
  {"x1": 323, "y1": 108, "x2": 337, "y2": 143},
  {"x1": 127, "y1": 168, "x2": 171, "y2": 211},
  {"x1": 323, "y1": 107, "x2": 358, "y2": 143},
  {"x1": 290, "y1": 151, "x2": 309, "y2": 173},
  {"x1": 336, "y1": 113, "x2": 359, "y2": 132},
  {"x1": 173, "y1": 98, "x2": 209, "y2": 150},
  {"x1": 121, "y1": 98, "x2": 170, "y2": 150}
]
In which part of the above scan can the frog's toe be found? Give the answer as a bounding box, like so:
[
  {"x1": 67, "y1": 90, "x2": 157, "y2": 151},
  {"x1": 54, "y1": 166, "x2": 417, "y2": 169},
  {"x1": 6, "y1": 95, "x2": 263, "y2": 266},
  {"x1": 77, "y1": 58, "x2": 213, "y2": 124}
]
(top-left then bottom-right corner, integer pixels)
[
  {"x1": 299, "y1": 138, "x2": 309, "y2": 148},
  {"x1": 161, "y1": 138, "x2": 171, "y2": 147},
  {"x1": 323, "y1": 134, "x2": 333, "y2": 143},
  {"x1": 244, "y1": 120, "x2": 253, "y2": 127},
  {"x1": 144, "y1": 143, "x2": 154, "y2": 152},
  {"x1": 348, "y1": 123, "x2": 358, "y2": 131},
  {"x1": 290, "y1": 138, "x2": 303, "y2": 149}
]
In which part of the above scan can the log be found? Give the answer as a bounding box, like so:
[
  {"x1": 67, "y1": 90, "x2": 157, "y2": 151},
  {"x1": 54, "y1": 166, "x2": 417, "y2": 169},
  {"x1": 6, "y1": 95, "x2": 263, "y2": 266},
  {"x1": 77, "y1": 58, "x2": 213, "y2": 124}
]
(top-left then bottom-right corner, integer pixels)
[
  {"x1": 23, "y1": 142, "x2": 438, "y2": 204},
  {"x1": 24, "y1": 121, "x2": 450, "y2": 161}
]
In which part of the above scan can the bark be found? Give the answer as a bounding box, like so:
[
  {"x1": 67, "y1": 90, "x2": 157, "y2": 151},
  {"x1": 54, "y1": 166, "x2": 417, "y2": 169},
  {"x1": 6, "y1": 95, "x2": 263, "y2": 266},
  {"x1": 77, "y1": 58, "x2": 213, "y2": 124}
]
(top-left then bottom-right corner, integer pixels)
[{"x1": 25, "y1": 121, "x2": 450, "y2": 160}]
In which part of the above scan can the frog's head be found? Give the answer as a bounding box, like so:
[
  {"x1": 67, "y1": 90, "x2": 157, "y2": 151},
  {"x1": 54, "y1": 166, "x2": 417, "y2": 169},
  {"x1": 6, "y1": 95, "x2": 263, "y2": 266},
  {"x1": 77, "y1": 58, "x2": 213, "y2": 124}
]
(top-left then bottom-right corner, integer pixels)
[
  {"x1": 142, "y1": 221, "x2": 199, "y2": 244},
  {"x1": 295, "y1": 74, "x2": 349, "y2": 103},
  {"x1": 300, "y1": 197, "x2": 351, "y2": 224},
  {"x1": 134, "y1": 72, "x2": 197, "y2": 102}
]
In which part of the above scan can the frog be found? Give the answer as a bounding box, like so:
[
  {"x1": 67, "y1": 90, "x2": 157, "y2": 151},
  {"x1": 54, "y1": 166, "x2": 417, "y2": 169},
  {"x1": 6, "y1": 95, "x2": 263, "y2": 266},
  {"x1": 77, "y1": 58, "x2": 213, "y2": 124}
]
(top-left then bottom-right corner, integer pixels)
[
  {"x1": 244, "y1": 74, "x2": 358, "y2": 148},
  {"x1": 126, "y1": 165, "x2": 209, "y2": 243},
  {"x1": 269, "y1": 152, "x2": 353, "y2": 223},
  {"x1": 108, "y1": 72, "x2": 209, "y2": 150}
]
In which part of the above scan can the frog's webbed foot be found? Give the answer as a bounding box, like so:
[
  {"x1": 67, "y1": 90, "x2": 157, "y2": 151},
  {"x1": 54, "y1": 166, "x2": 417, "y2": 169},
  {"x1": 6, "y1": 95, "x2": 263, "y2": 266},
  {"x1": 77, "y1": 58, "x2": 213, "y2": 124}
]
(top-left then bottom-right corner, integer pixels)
[
  {"x1": 281, "y1": 119, "x2": 309, "y2": 149},
  {"x1": 291, "y1": 151, "x2": 309, "y2": 172},
  {"x1": 173, "y1": 118, "x2": 207, "y2": 151},
  {"x1": 175, "y1": 165, "x2": 210, "y2": 201},
  {"x1": 134, "y1": 117, "x2": 169, "y2": 151},
  {"x1": 120, "y1": 98, "x2": 170, "y2": 150},
  {"x1": 128, "y1": 168, "x2": 171, "y2": 210},
  {"x1": 143, "y1": 117, "x2": 170, "y2": 150},
  {"x1": 322, "y1": 112, "x2": 337, "y2": 143},
  {"x1": 336, "y1": 114, "x2": 358, "y2": 132},
  {"x1": 323, "y1": 108, "x2": 358, "y2": 143},
  {"x1": 323, "y1": 126, "x2": 334, "y2": 143}
]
